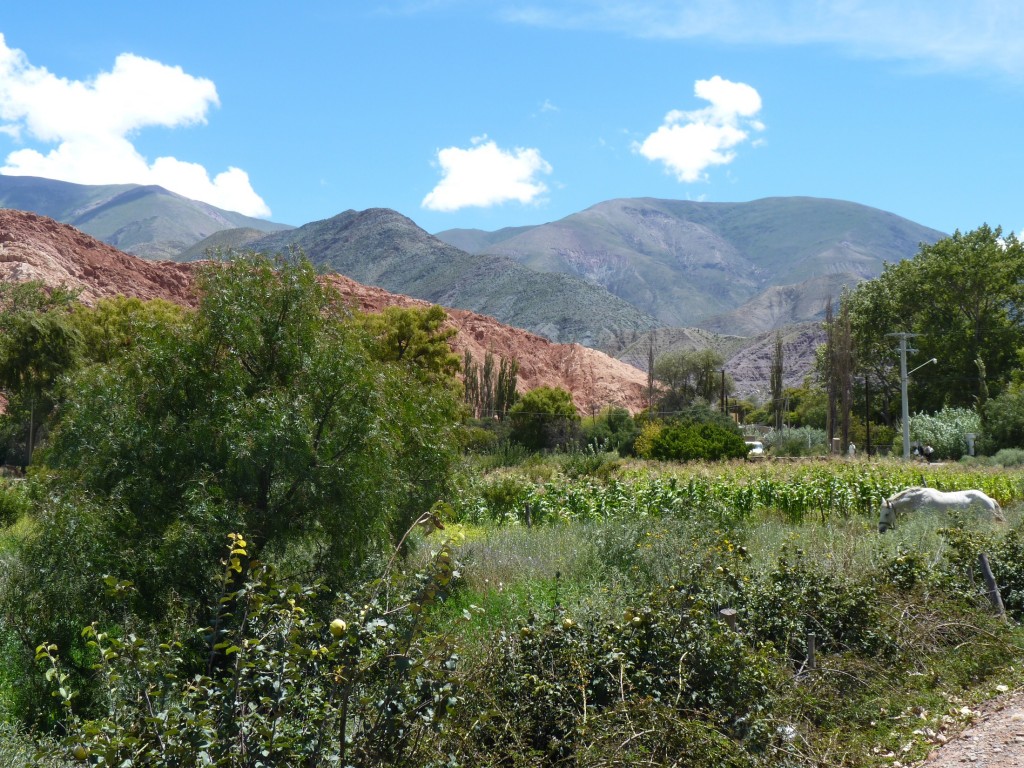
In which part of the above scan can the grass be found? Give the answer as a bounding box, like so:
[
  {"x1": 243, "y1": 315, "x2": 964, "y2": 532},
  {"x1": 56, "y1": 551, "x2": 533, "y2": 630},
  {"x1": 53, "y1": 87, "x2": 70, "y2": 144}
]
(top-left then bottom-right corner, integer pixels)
[{"x1": 420, "y1": 456, "x2": 1024, "y2": 766}]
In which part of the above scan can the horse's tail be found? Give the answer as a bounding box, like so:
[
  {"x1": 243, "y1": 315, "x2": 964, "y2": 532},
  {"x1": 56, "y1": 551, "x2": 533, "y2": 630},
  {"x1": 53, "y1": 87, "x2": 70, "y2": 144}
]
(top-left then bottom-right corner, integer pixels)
[{"x1": 994, "y1": 499, "x2": 1006, "y2": 521}]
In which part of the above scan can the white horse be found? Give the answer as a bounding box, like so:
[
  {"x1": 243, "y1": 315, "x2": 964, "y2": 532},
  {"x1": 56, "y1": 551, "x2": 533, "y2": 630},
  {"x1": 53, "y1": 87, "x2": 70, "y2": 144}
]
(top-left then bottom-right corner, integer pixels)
[{"x1": 878, "y1": 486, "x2": 1004, "y2": 532}]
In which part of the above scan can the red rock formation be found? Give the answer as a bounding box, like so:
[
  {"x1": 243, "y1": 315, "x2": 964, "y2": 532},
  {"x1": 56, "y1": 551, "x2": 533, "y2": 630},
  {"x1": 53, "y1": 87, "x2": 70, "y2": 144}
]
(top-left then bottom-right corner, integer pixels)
[{"x1": 0, "y1": 209, "x2": 649, "y2": 414}]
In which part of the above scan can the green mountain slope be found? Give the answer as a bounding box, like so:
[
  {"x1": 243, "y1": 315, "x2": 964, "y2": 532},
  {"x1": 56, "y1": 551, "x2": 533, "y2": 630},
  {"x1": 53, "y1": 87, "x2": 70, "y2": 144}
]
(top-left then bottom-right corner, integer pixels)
[
  {"x1": 0, "y1": 175, "x2": 291, "y2": 259},
  {"x1": 246, "y1": 208, "x2": 660, "y2": 351},
  {"x1": 435, "y1": 196, "x2": 945, "y2": 333},
  {"x1": 174, "y1": 227, "x2": 275, "y2": 262}
]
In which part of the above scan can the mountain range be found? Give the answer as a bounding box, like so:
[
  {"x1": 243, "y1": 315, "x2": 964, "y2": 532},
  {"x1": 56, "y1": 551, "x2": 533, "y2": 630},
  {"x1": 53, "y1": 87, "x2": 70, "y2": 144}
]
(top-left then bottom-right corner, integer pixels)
[
  {"x1": 0, "y1": 175, "x2": 290, "y2": 260},
  {"x1": 435, "y1": 196, "x2": 945, "y2": 331},
  {"x1": 0, "y1": 175, "x2": 943, "y2": 387}
]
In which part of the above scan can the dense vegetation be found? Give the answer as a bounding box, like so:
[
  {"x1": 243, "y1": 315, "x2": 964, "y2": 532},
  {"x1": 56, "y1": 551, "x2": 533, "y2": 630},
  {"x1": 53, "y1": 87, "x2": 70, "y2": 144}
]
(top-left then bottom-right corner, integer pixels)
[{"x1": 1, "y1": 240, "x2": 1023, "y2": 767}]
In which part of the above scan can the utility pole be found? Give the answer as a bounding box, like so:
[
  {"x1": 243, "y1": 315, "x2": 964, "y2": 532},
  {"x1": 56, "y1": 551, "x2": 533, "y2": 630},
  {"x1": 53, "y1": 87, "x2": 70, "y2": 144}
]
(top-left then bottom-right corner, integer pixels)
[
  {"x1": 886, "y1": 332, "x2": 937, "y2": 460},
  {"x1": 886, "y1": 332, "x2": 917, "y2": 460},
  {"x1": 864, "y1": 378, "x2": 871, "y2": 456}
]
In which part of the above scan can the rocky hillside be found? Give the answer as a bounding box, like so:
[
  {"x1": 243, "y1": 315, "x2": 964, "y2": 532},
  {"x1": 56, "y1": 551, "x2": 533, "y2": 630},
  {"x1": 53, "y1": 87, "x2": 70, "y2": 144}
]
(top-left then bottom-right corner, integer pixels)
[
  {"x1": 0, "y1": 209, "x2": 195, "y2": 306},
  {"x1": 0, "y1": 209, "x2": 648, "y2": 414},
  {"x1": 436, "y1": 196, "x2": 945, "y2": 335},
  {"x1": 0, "y1": 175, "x2": 291, "y2": 260},
  {"x1": 210, "y1": 208, "x2": 661, "y2": 352}
]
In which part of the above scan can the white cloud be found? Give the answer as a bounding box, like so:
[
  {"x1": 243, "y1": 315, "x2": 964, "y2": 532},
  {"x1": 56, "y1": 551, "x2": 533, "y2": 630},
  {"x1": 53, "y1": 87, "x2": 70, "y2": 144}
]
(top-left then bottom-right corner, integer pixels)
[
  {"x1": 634, "y1": 76, "x2": 764, "y2": 183},
  {"x1": 500, "y1": 1, "x2": 1024, "y2": 78},
  {"x1": 0, "y1": 34, "x2": 270, "y2": 216},
  {"x1": 422, "y1": 136, "x2": 552, "y2": 212}
]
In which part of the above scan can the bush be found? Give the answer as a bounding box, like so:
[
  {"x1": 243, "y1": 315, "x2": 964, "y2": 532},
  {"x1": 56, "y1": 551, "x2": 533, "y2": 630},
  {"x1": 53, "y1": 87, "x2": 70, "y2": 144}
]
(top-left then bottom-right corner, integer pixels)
[
  {"x1": 741, "y1": 547, "x2": 886, "y2": 661},
  {"x1": 507, "y1": 387, "x2": 580, "y2": 451},
  {"x1": 0, "y1": 480, "x2": 29, "y2": 527},
  {"x1": 762, "y1": 426, "x2": 827, "y2": 457},
  {"x1": 647, "y1": 421, "x2": 748, "y2": 462},
  {"x1": 32, "y1": 535, "x2": 464, "y2": 768},
  {"x1": 980, "y1": 385, "x2": 1024, "y2": 453},
  {"x1": 580, "y1": 406, "x2": 639, "y2": 456},
  {"x1": 449, "y1": 587, "x2": 778, "y2": 765},
  {"x1": 909, "y1": 406, "x2": 981, "y2": 459}
]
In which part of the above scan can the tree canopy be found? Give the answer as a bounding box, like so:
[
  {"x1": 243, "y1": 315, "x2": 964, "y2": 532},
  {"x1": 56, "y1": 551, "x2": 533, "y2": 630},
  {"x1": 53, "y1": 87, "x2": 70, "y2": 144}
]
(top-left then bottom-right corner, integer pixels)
[
  {"x1": 846, "y1": 225, "x2": 1024, "y2": 413},
  {"x1": 29, "y1": 252, "x2": 463, "y2": 620}
]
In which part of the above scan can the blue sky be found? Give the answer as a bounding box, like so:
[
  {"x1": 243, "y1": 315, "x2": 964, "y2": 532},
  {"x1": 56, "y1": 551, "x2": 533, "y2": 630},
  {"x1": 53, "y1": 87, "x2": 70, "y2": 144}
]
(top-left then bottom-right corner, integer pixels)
[{"x1": 0, "y1": 2, "x2": 1022, "y2": 237}]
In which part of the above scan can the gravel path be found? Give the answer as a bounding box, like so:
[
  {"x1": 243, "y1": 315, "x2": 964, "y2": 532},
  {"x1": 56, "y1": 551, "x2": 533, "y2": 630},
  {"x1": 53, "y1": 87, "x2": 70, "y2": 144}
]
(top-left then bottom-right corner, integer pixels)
[{"x1": 916, "y1": 688, "x2": 1024, "y2": 767}]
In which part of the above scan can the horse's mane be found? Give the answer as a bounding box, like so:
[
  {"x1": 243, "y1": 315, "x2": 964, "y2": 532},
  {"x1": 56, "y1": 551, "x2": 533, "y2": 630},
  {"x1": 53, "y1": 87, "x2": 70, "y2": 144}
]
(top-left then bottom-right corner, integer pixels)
[{"x1": 887, "y1": 486, "x2": 928, "y2": 503}]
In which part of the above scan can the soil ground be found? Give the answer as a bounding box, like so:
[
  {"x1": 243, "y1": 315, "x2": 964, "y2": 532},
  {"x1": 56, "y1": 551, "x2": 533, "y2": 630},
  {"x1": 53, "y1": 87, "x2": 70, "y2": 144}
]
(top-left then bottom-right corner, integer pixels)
[{"x1": 917, "y1": 687, "x2": 1024, "y2": 767}]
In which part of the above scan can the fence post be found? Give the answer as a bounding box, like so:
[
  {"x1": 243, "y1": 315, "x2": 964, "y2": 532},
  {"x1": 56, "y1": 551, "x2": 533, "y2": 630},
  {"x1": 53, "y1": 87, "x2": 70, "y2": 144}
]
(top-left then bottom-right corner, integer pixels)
[
  {"x1": 978, "y1": 553, "x2": 1006, "y2": 620},
  {"x1": 719, "y1": 608, "x2": 737, "y2": 631}
]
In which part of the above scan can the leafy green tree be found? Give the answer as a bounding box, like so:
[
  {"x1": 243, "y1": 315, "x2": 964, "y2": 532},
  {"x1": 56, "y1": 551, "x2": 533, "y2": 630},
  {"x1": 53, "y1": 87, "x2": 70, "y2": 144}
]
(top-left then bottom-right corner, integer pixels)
[
  {"x1": 29, "y1": 252, "x2": 461, "y2": 620},
  {"x1": 847, "y1": 225, "x2": 1024, "y2": 414},
  {"x1": 581, "y1": 406, "x2": 639, "y2": 455},
  {"x1": 67, "y1": 296, "x2": 187, "y2": 365},
  {"x1": 770, "y1": 331, "x2": 784, "y2": 430},
  {"x1": 0, "y1": 281, "x2": 81, "y2": 463},
  {"x1": 653, "y1": 348, "x2": 729, "y2": 413},
  {"x1": 359, "y1": 304, "x2": 460, "y2": 384},
  {"x1": 507, "y1": 386, "x2": 580, "y2": 451},
  {"x1": 979, "y1": 386, "x2": 1024, "y2": 453},
  {"x1": 0, "y1": 311, "x2": 81, "y2": 463}
]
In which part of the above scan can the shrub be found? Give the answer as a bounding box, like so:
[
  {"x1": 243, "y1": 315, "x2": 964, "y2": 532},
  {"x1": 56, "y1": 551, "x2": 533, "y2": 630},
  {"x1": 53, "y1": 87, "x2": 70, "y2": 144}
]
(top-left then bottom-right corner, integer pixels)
[
  {"x1": 762, "y1": 426, "x2": 827, "y2": 457},
  {"x1": 647, "y1": 422, "x2": 748, "y2": 462},
  {"x1": 741, "y1": 547, "x2": 886, "y2": 662},
  {"x1": 580, "y1": 406, "x2": 639, "y2": 456},
  {"x1": 33, "y1": 534, "x2": 464, "y2": 768},
  {"x1": 507, "y1": 386, "x2": 580, "y2": 451},
  {"x1": 980, "y1": 385, "x2": 1024, "y2": 453},
  {"x1": 449, "y1": 587, "x2": 778, "y2": 765},
  {"x1": 909, "y1": 406, "x2": 981, "y2": 460},
  {"x1": 0, "y1": 480, "x2": 29, "y2": 527}
]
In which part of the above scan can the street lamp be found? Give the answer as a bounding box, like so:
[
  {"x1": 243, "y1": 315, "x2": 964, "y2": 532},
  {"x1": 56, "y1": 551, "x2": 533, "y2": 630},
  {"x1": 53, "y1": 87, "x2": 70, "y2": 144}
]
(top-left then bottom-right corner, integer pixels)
[{"x1": 901, "y1": 356, "x2": 938, "y2": 459}]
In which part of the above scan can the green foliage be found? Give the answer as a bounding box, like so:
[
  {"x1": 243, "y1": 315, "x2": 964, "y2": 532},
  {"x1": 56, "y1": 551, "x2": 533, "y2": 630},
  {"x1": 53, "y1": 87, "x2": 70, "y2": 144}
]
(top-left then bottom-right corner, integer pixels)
[
  {"x1": 652, "y1": 348, "x2": 728, "y2": 412},
  {"x1": 847, "y1": 225, "x2": 1024, "y2": 412},
  {"x1": 359, "y1": 304, "x2": 460, "y2": 384},
  {"x1": 0, "y1": 310, "x2": 82, "y2": 464},
  {"x1": 451, "y1": 588, "x2": 778, "y2": 765},
  {"x1": 0, "y1": 480, "x2": 29, "y2": 527},
  {"x1": 908, "y1": 406, "x2": 981, "y2": 459},
  {"x1": 579, "y1": 405, "x2": 639, "y2": 455},
  {"x1": 32, "y1": 534, "x2": 463, "y2": 767},
  {"x1": 742, "y1": 547, "x2": 885, "y2": 661},
  {"x1": 762, "y1": 426, "x2": 828, "y2": 457},
  {"x1": 463, "y1": 349, "x2": 518, "y2": 420},
  {"x1": 6, "y1": 253, "x2": 461, "y2": 700},
  {"x1": 66, "y1": 296, "x2": 186, "y2": 366},
  {"x1": 980, "y1": 384, "x2": 1024, "y2": 453},
  {"x1": 507, "y1": 386, "x2": 580, "y2": 451},
  {"x1": 647, "y1": 421, "x2": 748, "y2": 462}
]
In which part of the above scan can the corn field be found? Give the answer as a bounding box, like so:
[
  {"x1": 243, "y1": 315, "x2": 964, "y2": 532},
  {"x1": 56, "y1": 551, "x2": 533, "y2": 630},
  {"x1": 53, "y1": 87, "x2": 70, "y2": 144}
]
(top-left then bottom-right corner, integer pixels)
[{"x1": 457, "y1": 458, "x2": 1024, "y2": 526}]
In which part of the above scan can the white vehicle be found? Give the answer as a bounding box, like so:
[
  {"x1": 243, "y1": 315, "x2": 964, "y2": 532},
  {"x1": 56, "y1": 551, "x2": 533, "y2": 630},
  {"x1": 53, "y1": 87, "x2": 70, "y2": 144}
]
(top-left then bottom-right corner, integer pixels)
[{"x1": 744, "y1": 440, "x2": 766, "y2": 460}]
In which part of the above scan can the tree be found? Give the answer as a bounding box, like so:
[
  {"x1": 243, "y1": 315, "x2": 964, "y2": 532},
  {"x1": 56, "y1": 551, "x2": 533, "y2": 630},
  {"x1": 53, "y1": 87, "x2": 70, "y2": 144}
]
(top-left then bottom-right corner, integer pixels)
[
  {"x1": 770, "y1": 331, "x2": 784, "y2": 430},
  {"x1": 464, "y1": 350, "x2": 519, "y2": 420},
  {"x1": 847, "y1": 225, "x2": 1024, "y2": 414},
  {"x1": 0, "y1": 281, "x2": 81, "y2": 463},
  {"x1": 653, "y1": 348, "x2": 728, "y2": 413},
  {"x1": 33, "y1": 252, "x2": 462, "y2": 619},
  {"x1": 0, "y1": 310, "x2": 81, "y2": 463},
  {"x1": 507, "y1": 386, "x2": 580, "y2": 451},
  {"x1": 359, "y1": 304, "x2": 460, "y2": 384}
]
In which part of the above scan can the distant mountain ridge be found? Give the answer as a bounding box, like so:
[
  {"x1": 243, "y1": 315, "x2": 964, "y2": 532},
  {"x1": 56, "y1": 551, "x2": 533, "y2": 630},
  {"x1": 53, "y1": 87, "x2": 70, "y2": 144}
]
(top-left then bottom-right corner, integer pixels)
[
  {"x1": 0, "y1": 174, "x2": 291, "y2": 259},
  {"x1": 435, "y1": 196, "x2": 945, "y2": 333},
  {"x1": 0, "y1": 208, "x2": 652, "y2": 414},
  {"x1": 210, "y1": 208, "x2": 661, "y2": 352}
]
